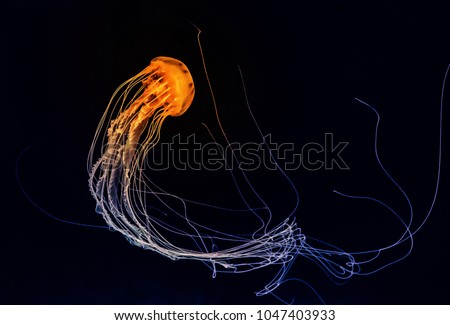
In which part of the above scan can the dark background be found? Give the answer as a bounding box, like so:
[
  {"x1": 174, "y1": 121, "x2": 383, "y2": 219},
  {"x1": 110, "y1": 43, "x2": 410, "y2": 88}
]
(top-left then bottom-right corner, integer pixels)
[{"x1": 1, "y1": 0, "x2": 449, "y2": 304}]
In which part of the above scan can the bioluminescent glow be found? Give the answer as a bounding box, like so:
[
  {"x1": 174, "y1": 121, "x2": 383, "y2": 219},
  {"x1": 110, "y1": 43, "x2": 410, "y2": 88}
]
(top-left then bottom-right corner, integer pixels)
[{"x1": 87, "y1": 29, "x2": 444, "y2": 300}]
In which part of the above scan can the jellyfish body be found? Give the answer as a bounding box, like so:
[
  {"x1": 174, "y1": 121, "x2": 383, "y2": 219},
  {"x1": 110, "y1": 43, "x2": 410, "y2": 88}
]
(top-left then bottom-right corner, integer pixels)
[
  {"x1": 106, "y1": 56, "x2": 194, "y2": 168},
  {"x1": 87, "y1": 56, "x2": 311, "y2": 290}
]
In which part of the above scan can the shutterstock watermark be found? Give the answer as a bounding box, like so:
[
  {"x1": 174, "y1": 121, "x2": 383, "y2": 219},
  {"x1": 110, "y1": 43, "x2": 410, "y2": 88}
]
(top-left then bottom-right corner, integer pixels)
[{"x1": 102, "y1": 133, "x2": 350, "y2": 172}]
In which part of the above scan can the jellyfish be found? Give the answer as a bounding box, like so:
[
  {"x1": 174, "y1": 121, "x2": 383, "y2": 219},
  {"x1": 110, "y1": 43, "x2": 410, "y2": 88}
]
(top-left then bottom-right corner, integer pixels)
[
  {"x1": 87, "y1": 54, "x2": 318, "y2": 294},
  {"x1": 87, "y1": 29, "x2": 444, "y2": 301},
  {"x1": 87, "y1": 49, "x2": 359, "y2": 300}
]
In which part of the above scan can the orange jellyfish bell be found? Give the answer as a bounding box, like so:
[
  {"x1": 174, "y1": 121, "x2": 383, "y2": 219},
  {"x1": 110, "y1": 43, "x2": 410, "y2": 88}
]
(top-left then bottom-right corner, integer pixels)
[
  {"x1": 96, "y1": 56, "x2": 195, "y2": 168},
  {"x1": 143, "y1": 56, "x2": 195, "y2": 117}
]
